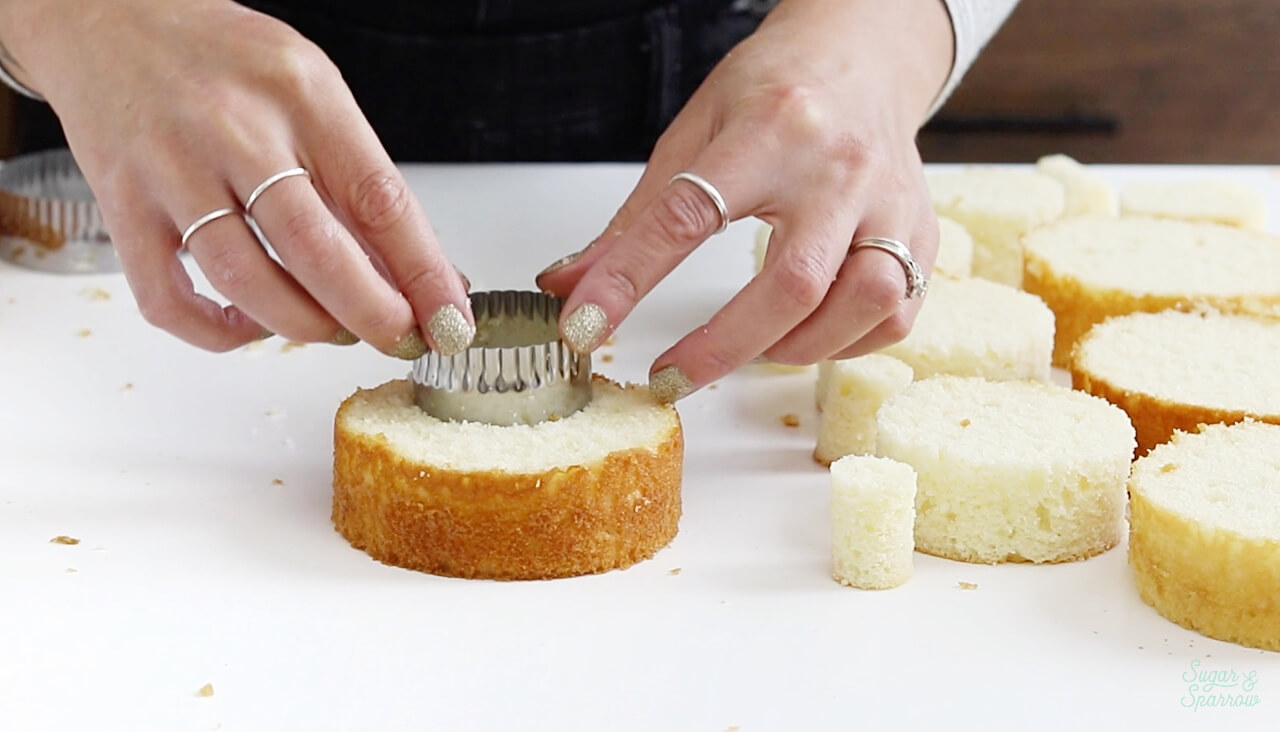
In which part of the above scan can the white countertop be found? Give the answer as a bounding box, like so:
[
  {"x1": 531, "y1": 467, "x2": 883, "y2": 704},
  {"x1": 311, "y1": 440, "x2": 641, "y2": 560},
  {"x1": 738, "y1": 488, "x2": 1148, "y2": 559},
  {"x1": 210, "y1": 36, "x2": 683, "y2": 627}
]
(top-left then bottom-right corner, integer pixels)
[{"x1": 2, "y1": 163, "x2": 1278, "y2": 732}]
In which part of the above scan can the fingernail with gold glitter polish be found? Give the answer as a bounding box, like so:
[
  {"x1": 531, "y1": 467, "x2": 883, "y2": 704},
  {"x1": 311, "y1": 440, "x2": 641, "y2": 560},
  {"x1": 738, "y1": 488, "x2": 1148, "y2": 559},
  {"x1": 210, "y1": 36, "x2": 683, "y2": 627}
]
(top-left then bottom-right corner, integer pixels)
[
  {"x1": 255, "y1": 328, "x2": 275, "y2": 342},
  {"x1": 649, "y1": 365, "x2": 693, "y2": 404},
  {"x1": 537, "y1": 249, "x2": 587, "y2": 279},
  {"x1": 427, "y1": 303, "x2": 475, "y2": 356},
  {"x1": 389, "y1": 328, "x2": 428, "y2": 360},
  {"x1": 562, "y1": 302, "x2": 608, "y2": 353},
  {"x1": 330, "y1": 328, "x2": 360, "y2": 346}
]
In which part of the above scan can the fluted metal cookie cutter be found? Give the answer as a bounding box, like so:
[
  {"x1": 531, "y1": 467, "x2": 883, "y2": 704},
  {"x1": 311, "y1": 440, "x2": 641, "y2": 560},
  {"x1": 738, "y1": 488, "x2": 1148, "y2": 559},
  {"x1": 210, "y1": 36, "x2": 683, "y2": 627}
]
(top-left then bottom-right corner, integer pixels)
[
  {"x1": 0, "y1": 149, "x2": 116, "y2": 274},
  {"x1": 411, "y1": 290, "x2": 592, "y2": 426}
]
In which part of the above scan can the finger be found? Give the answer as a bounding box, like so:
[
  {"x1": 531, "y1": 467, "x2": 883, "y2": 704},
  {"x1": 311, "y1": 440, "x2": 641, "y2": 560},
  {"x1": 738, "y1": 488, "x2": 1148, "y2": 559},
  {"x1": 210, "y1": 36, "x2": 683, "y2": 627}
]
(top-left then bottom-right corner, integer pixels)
[
  {"x1": 648, "y1": 210, "x2": 855, "y2": 402},
  {"x1": 113, "y1": 204, "x2": 266, "y2": 351},
  {"x1": 763, "y1": 211, "x2": 935, "y2": 365},
  {"x1": 552, "y1": 130, "x2": 769, "y2": 354},
  {"x1": 181, "y1": 204, "x2": 341, "y2": 343},
  {"x1": 535, "y1": 108, "x2": 712, "y2": 295},
  {"x1": 299, "y1": 107, "x2": 474, "y2": 356},
  {"x1": 241, "y1": 164, "x2": 427, "y2": 354}
]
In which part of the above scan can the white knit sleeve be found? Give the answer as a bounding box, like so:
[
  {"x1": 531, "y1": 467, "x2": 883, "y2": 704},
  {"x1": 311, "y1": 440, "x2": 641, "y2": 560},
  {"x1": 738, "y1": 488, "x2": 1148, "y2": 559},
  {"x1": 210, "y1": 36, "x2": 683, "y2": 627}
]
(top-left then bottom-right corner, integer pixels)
[{"x1": 926, "y1": 0, "x2": 1022, "y2": 119}]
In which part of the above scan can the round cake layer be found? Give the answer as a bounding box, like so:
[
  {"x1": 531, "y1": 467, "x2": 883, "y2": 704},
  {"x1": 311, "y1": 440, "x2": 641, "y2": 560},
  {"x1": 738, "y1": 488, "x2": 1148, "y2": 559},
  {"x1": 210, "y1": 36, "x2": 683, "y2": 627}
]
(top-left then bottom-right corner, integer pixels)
[
  {"x1": 1129, "y1": 421, "x2": 1280, "y2": 651},
  {"x1": 928, "y1": 168, "x2": 1065, "y2": 286},
  {"x1": 878, "y1": 275, "x2": 1054, "y2": 382},
  {"x1": 875, "y1": 375, "x2": 1135, "y2": 564},
  {"x1": 1119, "y1": 177, "x2": 1265, "y2": 230},
  {"x1": 333, "y1": 378, "x2": 682, "y2": 580},
  {"x1": 1071, "y1": 310, "x2": 1280, "y2": 453},
  {"x1": 1022, "y1": 215, "x2": 1280, "y2": 366}
]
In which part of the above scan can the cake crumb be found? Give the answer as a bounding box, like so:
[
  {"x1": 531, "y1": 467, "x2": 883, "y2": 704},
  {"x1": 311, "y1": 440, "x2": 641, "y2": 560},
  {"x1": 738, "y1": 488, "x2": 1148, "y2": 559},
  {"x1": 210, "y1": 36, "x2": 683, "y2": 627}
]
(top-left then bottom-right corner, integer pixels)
[
  {"x1": 121, "y1": 383, "x2": 134, "y2": 392},
  {"x1": 50, "y1": 535, "x2": 80, "y2": 545},
  {"x1": 80, "y1": 287, "x2": 111, "y2": 301},
  {"x1": 781, "y1": 413, "x2": 801, "y2": 428},
  {"x1": 668, "y1": 568, "x2": 682, "y2": 576},
  {"x1": 959, "y1": 418, "x2": 971, "y2": 427},
  {"x1": 271, "y1": 478, "x2": 284, "y2": 486},
  {"x1": 280, "y1": 340, "x2": 307, "y2": 353},
  {"x1": 604, "y1": 335, "x2": 616, "y2": 346},
  {"x1": 958, "y1": 581, "x2": 978, "y2": 590},
  {"x1": 727, "y1": 726, "x2": 740, "y2": 732},
  {"x1": 76, "y1": 328, "x2": 92, "y2": 338},
  {"x1": 601, "y1": 354, "x2": 614, "y2": 363},
  {"x1": 1159, "y1": 463, "x2": 1177, "y2": 473},
  {"x1": 65, "y1": 568, "x2": 77, "y2": 573},
  {"x1": 265, "y1": 407, "x2": 286, "y2": 419},
  {"x1": 196, "y1": 683, "x2": 215, "y2": 698},
  {"x1": 241, "y1": 340, "x2": 264, "y2": 352},
  {"x1": 708, "y1": 384, "x2": 719, "y2": 390}
]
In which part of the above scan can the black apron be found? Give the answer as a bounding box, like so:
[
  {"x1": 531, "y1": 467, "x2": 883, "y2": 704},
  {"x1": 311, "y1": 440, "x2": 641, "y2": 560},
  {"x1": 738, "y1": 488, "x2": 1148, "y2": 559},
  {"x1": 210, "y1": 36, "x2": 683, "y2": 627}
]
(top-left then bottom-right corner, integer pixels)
[{"x1": 16, "y1": 0, "x2": 766, "y2": 162}]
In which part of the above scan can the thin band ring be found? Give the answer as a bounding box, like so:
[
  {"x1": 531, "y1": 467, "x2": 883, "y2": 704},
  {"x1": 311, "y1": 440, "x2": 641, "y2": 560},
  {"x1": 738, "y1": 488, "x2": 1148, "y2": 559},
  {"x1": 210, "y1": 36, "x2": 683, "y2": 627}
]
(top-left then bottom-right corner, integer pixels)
[
  {"x1": 851, "y1": 236, "x2": 929, "y2": 300},
  {"x1": 244, "y1": 166, "x2": 311, "y2": 213},
  {"x1": 180, "y1": 207, "x2": 239, "y2": 249},
  {"x1": 669, "y1": 171, "x2": 729, "y2": 235}
]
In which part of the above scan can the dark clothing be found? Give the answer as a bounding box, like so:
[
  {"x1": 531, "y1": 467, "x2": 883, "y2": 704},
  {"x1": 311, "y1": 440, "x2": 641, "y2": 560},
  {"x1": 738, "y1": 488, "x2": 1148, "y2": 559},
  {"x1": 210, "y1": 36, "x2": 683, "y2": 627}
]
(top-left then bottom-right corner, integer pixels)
[{"x1": 16, "y1": 1, "x2": 765, "y2": 162}]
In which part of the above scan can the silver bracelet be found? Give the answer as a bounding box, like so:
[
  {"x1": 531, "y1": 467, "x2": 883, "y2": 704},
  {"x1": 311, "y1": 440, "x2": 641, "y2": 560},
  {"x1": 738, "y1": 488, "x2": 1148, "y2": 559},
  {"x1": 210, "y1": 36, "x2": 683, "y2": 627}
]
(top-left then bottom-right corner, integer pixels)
[{"x1": 0, "y1": 36, "x2": 44, "y2": 101}]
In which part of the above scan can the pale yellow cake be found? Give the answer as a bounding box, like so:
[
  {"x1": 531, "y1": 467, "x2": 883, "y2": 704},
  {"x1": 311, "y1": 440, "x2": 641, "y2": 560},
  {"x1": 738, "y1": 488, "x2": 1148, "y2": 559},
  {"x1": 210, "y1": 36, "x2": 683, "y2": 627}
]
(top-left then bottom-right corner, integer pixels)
[
  {"x1": 830, "y1": 455, "x2": 917, "y2": 590},
  {"x1": 875, "y1": 376, "x2": 1135, "y2": 564},
  {"x1": 1129, "y1": 421, "x2": 1280, "y2": 651}
]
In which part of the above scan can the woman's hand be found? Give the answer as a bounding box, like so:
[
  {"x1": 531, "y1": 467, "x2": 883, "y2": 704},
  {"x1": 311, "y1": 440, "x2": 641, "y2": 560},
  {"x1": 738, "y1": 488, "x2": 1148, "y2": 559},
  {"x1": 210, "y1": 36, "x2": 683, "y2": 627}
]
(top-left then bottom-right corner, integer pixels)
[
  {"x1": 536, "y1": 0, "x2": 954, "y2": 401},
  {"x1": 1, "y1": 0, "x2": 473, "y2": 355}
]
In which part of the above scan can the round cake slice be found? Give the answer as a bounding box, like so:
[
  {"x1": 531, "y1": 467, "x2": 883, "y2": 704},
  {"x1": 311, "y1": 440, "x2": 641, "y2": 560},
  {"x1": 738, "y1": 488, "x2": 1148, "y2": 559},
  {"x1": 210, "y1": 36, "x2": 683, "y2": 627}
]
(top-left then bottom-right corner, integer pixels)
[
  {"x1": 333, "y1": 378, "x2": 682, "y2": 580},
  {"x1": 1071, "y1": 310, "x2": 1280, "y2": 454},
  {"x1": 1129, "y1": 421, "x2": 1280, "y2": 651},
  {"x1": 877, "y1": 274, "x2": 1055, "y2": 382},
  {"x1": 1119, "y1": 177, "x2": 1266, "y2": 231},
  {"x1": 1023, "y1": 215, "x2": 1280, "y2": 366},
  {"x1": 875, "y1": 376, "x2": 1135, "y2": 564},
  {"x1": 928, "y1": 167, "x2": 1065, "y2": 286}
]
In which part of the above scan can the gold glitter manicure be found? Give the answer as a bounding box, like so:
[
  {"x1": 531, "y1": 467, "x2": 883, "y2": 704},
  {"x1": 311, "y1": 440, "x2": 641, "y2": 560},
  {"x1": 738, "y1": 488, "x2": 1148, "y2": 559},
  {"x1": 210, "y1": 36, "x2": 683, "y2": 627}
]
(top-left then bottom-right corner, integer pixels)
[
  {"x1": 329, "y1": 328, "x2": 360, "y2": 346},
  {"x1": 562, "y1": 302, "x2": 608, "y2": 353},
  {"x1": 649, "y1": 365, "x2": 693, "y2": 404},
  {"x1": 388, "y1": 329, "x2": 428, "y2": 360},
  {"x1": 427, "y1": 303, "x2": 475, "y2": 356}
]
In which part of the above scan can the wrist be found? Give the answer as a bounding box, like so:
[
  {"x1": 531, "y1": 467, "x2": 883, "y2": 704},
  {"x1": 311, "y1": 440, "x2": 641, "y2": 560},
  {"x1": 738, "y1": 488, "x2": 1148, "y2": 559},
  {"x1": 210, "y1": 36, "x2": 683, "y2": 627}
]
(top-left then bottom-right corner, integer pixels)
[{"x1": 763, "y1": 0, "x2": 955, "y2": 128}]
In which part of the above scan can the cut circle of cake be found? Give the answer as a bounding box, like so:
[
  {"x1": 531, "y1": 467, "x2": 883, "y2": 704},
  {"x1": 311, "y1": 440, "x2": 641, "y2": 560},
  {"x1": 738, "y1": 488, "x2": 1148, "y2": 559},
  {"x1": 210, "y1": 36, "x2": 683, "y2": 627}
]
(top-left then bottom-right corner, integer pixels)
[
  {"x1": 1128, "y1": 421, "x2": 1280, "y2": 651},
  {"x1": 333, "y1": 377, "x2": 682, "y2": 580},
  {"x1": 1119, "y1": 177, "x2": 1266, "y2": 230},
  {"x1": 875, "y1": 376, "x2": 1136, "y2": 564},
  {"x1": 928, "y1": 168, "x2": 1065, "y2": 286},
  {"x1": 1022, "y1": 215, "x2": 1280, "y2": 366},
  {"x1": 877, "y1": 275, "x2": 1055, "y2": 382},
  {"x1": 1071, "y1": 310, "x2": 1280, "y2": 454}
]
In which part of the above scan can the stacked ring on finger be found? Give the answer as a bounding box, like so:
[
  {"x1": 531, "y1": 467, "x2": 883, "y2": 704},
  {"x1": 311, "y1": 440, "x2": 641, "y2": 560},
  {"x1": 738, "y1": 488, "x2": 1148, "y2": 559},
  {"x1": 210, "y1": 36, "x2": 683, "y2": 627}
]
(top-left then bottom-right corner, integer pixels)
[
  {"x1": 669, "y1": 171, "x2": 730, "y2": 235},
  {"x1": 851, "y1": 237, "x2": 929, "y2": 300},
  {"x1": 180, "y1": 207, "x2": 241, "y2": 250},
  {"x1": 245, "y1": 166, "x2": 311, "y2": 214}
]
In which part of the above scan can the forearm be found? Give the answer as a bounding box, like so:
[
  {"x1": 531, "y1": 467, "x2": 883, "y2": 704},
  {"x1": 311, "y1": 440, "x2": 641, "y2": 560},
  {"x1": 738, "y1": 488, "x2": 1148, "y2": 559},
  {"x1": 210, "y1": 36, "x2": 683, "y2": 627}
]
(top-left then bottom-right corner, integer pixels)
[{"x1": 927, "y1": 0, "x2": 1023, "y2": 118}]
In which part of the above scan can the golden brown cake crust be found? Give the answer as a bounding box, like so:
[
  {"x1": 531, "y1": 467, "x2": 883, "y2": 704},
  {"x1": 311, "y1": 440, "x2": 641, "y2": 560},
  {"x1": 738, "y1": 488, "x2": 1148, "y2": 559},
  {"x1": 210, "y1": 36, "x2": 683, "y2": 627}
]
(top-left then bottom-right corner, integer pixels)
[
  {"x1": 332, "y1": 383, "x2": 683, "y2": 580},
  {"x1": 1022, "y1": 259, "x2": 1280, "y2": 368},
  {"x1": 1129, "y1": 492, "x2": 1280, "y2": 652},
  {"x1": 1070, "y1": 365, "x2": 1280, "y2": 456}
]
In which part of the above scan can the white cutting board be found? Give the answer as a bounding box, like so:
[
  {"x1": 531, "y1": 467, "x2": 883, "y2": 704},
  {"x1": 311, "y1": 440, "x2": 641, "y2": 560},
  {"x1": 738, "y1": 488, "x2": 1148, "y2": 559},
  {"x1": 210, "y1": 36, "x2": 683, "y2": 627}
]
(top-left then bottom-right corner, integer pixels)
[{"x1": 1, "y1": 163, "x2": 1278, "y2": 732}]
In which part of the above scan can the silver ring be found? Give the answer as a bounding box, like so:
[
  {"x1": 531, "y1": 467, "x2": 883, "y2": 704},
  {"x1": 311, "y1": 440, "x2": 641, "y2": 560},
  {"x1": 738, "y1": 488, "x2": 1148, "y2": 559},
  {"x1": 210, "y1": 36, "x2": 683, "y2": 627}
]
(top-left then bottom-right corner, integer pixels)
[
  {"x1": 180, "y1": 207, "x2": 239, "y2": 249},
  {"x1": 669, "y1": 171, "x2": 729, "y2": 235},
  {"x1": 244, "y1": 166, "x2": 311, "y2": 213},
  {"x1": 851, "y1": 237, "x2": 929, "y2": 300}
]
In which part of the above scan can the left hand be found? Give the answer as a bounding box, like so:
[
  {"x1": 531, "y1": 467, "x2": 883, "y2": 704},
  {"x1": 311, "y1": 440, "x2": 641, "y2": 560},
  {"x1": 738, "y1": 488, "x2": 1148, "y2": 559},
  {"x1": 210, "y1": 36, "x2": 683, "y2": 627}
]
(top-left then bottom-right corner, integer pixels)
[{"x1": 536, "y1": 0, "x2": 954, "y2": 402}]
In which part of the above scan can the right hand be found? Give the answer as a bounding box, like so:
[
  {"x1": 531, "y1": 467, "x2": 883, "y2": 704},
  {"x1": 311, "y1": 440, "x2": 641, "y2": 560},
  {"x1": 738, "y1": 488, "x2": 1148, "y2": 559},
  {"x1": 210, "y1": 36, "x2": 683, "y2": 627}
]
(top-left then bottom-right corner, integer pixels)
[{"x1": 2, "y1": 0, "x2": 473, "y2": 355}]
